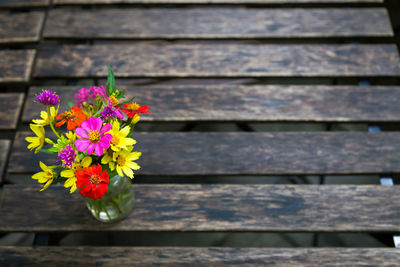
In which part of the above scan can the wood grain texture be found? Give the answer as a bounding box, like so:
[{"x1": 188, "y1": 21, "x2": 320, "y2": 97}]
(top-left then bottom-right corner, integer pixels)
[
  {"x1": 1, "y1": 247, "x2": 399, "y2": 266},
  {"x1": 0, "y1": 12, "x2": 44, "y2": 43},
  {"x1": 33, "y1": 44, "x2": 400, "y2": 78},
  {"x1": 54, "y1": 0, "x2": 383, "y2": 4},
  {"x1": 44, "y1": 8, "x2": 393, "y2": 39},
  {"x1": 0, "y1": 0, "x2": 50, "y2": 8},
  {"x1": 9, "y1": 132, "x2": 400, "y2": 175},
  {"x1": 0, "y1": 140, "x2": 10, "y2": 183},
  {"x1": 0, "y1": 50, "x2": 36, "y2": 83},
  {"x1": 23, "y1": 85, "x2": 400, "y2": 123},
  {"x1": 1, "y1": 184, "x2": 400, "y2": 232},
  {"x1": 0, "y1": 94, "x2": 24, "y2": 129}
]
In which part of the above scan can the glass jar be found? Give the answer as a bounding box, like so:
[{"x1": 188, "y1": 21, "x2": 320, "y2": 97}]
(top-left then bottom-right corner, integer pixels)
[{"x1": 85, "y1": 174, "x2": 135, "y2": 223}]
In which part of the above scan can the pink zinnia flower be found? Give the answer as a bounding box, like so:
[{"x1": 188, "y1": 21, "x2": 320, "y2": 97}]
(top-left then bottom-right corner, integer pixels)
[
  {"x1": 74, "y1": 117, "x2": 112, "y2": 156},
  {"x1": 74, "y1": 86, "x2": 111, "y2": 108}
]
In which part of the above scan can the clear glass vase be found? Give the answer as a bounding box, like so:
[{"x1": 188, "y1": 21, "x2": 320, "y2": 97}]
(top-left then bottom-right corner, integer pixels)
[{"x1": 85, "y1": 174, "x2": 135, "y2": 223}]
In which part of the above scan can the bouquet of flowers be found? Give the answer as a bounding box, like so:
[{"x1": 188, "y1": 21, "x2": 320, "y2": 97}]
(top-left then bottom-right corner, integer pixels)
[{"x1": 25, "y1": 66, "x2": 149, "y2": 221}]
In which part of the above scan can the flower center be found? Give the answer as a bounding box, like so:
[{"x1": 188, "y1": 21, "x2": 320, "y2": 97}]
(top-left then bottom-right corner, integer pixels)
[
  {"x1": 89, "y1": 130, "x2": 101, "y2": 143},
  {"x1": 45, "y1": 170, "x2": 54, "y2": 179},
  {"x1": 109, "y1": 95, "x2": 119, "y2": 106},
  {"x1": 90, "y1": 174, "x2": 102, "y2": 184},
  {"x1": 127, "y1": 103, "x2": 140, "y2": 112},
  {"x1": 111, "y1": 135, "x2": 120, "y2": 146},
  {"x1": 116, "y1": 155, "x2": 126, "y2": 166},
  {"x1": 63, "y1": 111, "x2": 74, "y2": 120}
]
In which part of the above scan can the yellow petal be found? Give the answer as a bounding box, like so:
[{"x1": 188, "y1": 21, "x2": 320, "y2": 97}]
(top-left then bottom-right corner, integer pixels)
[
  {"x1": 61, "y1": 169, "x2": 74, "y2": 178},
  {"x1": 81, "y1": 156, "x2": 92, "y2": 167},
  {"x1": 39, "y1": 161, "x2": 47, "y2": 171},
  {"x1": 32, "y1": 172, "x2": 45, "y2": 180},
  {"x1": 122, "y1": 166, "x2": 133, "y2": 178}
]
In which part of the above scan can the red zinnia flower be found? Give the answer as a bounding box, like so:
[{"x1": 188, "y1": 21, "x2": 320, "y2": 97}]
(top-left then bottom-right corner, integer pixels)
[
  {"x1": 76, "y1": 164, "x2": 109, "y2": 199},
  {"x1": 56, "y1": 106, "x2": 87, "y2": 131},
  {"x1": 119, "y1": 102, "x2": 150, "y2": 118}
]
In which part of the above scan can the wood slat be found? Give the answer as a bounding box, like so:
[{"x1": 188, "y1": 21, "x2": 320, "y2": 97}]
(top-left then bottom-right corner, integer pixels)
[
  {"x1": 0, "y1": 50, "x2": 36, "y2": 83},
  {"x1": 8, "y1": 132, "x2": 400, "y2": 175},
  {"x1": 54, "y1": 0, "x2": 384, "y2": 4},
  {"x1": 34, "y1": 44, "x2": 400, "y2": 78},
  {"x1": 0, "y1": 12, "x2": 44, "y2": 43},
  {"x1": 0, "y1": 93, "x2": 24, "y2": 129},
  {"x1": 0, "y1": 140, "x2": 10, "y2": 183},
  {"x1": 0, "y1": 0, "x2": 50, "y2": 8},
  {"x1": 23, "y1": 85, "x2": 400, "y2": 123},
  {"x1": 44, "y1": 8, "x2": 393, "y2": 39},
  {"x1": 0, "y1": 184, "x2": 399, "y2": 232},
  {"x1": 1, "y1": 247, "x2": 400, "y2": 266}
]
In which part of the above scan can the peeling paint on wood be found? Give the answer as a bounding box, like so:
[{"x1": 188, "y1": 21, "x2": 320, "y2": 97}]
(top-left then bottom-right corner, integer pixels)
[
  {"x1": 0, "y1": 12, "x2": 44, "y2": 43},
  {"x1": 44, "y1": 8, "x2": 393, "y2": 39},
  {"x1": 0, "y1": 93, "x2": 24, "y2": 129},
  {"x1": 0, "y1": 184, "x2": 399, "y2": 232},
  {"x1": 0, "y1": 50, "x2": 36, "y2": 83},
  {"x1": 33, "y1": 44, "x2": 400, "y2": 78},
  {"x1": 9, "y1": 132, "x2": 400, "y2": 175},
  {"x1": 23, "y1": 85, "x2": 400, "y2": 123},
  {"x1": 0, "y1": 140, "x2": 10, "y2": 183},
  {"x1": 54, "y1": 0, "x2": 383, "y2": 4}
]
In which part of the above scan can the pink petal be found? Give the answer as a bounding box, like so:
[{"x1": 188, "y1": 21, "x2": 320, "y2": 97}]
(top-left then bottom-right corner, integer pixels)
[
  {"x1": 95, "y1": 144, "x2": 104, "y2": 156},
  {"x1": 75, "y1": 127, "x2": 89, "y2": 138},
  {"x1": 116, "y1": 110, "x2": 123, "y2": 119},
  {"x1": 75, "y1": 139, "x2": 90, "y2": 152},
  {"x1": 91, "y1": 117, "x2": 102, "y2": 131},
  {"x1": 100, "y1": 123, "x2": 112, "y2": 134},
  {"x1": 87, "y1": 143, "x2": 95, "y2": 155},
  {"x1": 80, "y1": 120, "x2": 90, "y2": 132},
  {"x1": 99, "y1": 138, "x2": 111, "y2": 149}
]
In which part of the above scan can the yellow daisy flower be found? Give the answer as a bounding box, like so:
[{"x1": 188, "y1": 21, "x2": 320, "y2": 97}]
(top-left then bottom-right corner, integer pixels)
[
  {"x1": 32, "y1": 106, "x2": 58, "y2": 126},
  {"x1": 32, "y1": 161, "x2": 57, "y2": 191},
  {"x1": 25, "y1": 124, "x2": 46, "y2": 153},
  {"x1": 109, "y1": 148, "x2": 141, "y2": 178},
  {"x1": 101, "y1": 148, "x2": 115, "y2": 169},
  {"x1": 60, "y1": 156, "x2": 92, "y2": 193},
  {"x1": 108, "y1": 120, "x2": 136, "y2": 152}
]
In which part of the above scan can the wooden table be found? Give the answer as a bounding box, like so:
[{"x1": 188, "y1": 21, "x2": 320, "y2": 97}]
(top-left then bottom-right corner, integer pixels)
[{"x1": 1, "y1": 0, "x2": 400, "y2": 265}]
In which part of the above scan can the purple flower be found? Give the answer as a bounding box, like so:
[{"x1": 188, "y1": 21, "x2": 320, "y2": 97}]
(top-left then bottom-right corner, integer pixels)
[
  {"x1": 74, "y1": 117, "x2": 112, "y2": 156},
  {"x1": 100, "y1": 105, "x2": 123, "y2": 120},
  {"x1": 36, "y1": 90, "x2": 59, "y2": 106},
  {"x1": 58, "y1": 144, "x2": 76, "y2": 168}
]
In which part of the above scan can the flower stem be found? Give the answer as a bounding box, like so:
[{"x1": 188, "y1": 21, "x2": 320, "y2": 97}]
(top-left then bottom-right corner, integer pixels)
[{"x1": 47, "y1": 106, "x2": 62, "y2": 139}]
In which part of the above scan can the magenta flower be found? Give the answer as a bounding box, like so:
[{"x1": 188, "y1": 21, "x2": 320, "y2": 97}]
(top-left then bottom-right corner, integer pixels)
[
  {"x1": 74, "y1": 117, "x2": 112, "y2": 156},
  {"x1": 58, "y1": 144, "x2": 76, "y2": 168},
  {"x1": 74, "y1": 86, "x2": 111, "y2": 107},
  {"x1": 36, "y1": 90, "x2": 59, "y2": 106},
  {"x1": 74, "y1": 88, "x2": 91, "y2": 107}
]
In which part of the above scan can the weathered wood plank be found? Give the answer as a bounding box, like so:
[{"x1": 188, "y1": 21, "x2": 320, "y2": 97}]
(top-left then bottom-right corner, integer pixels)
[
  {"x1": 9, "y1": 132, "x2": 400, "y2": 175},
  {"x1": 0, "y1": 93, "x2": 24, "y2": 129},
  {"x1": 0, "y1": 12, "x2": 44, "y2": 43},
  {"x1": 0, "y1": 0, "x2": 50, "y2": 8},
  {"x1": 44, "y1": 8, "x2": 393, "y2": 39},
  {"x1": 54, "y1": 0, "x2": 384, "y2": 4},
  {"x1": 1, "y1": 247, "x2": 400, "y2": 266},
  {"x1": 0, "y1": 140, "x2": 10, "y2": 183},
  {"x1": 1, "y1": 184, "x2": 399, "y2": 232},
  {"x1": 0, "y1": 50, "x2": 36, "y2": 83},
  {"x1": 33, "y1": 44, "x2": 400, "y2": 78},
  {"x1": 23, "y1": 85, "x2": 400, "y2": 123}
]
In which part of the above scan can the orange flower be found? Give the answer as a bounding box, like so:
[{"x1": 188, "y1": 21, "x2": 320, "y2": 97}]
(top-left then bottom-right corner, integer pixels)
[
  {"x1": 56, "y1": 107, "x2": 87, "y2": 131},
  {"x1": 119, "y1": 103, "x2": 150, "y2": 118}
]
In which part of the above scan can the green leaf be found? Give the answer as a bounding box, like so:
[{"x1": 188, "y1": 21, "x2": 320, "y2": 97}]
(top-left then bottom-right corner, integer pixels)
[
  {"x1": 38, "y1": 149, "x2": 56, "y2": 154},
  {"x1": 106, "y1": 64, "x2": 115, "y2": 96},
  {"x1": 68, "y1": 101, "x2": 74, "y2": 109}
]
